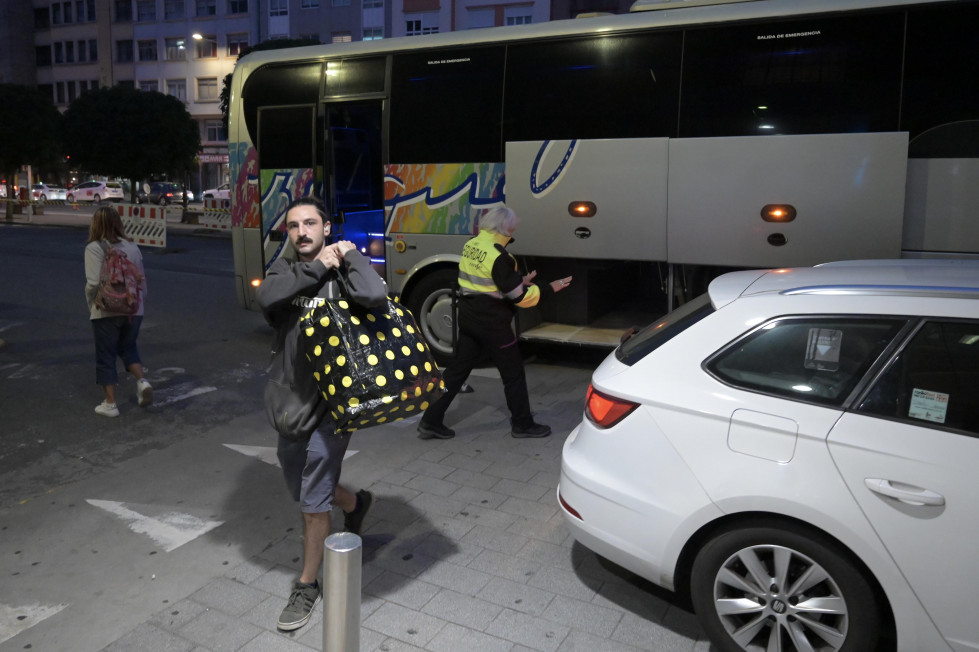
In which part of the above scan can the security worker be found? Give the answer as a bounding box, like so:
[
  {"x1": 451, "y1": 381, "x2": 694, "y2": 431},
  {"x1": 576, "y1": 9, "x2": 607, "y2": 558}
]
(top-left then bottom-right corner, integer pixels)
[{"x1": 417, "y1": 205, "x2": 572, "y2": 440}]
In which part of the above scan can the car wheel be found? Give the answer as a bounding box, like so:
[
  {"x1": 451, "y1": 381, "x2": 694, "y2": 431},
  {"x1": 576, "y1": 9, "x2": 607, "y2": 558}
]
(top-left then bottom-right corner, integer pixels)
[
  {"x1": 405, "y1": 268, "x2": 458, "y2": 365},
  {"x1": 67, "y1": 193, "x2": 74, "y2": 203},
  {"x1": 690, "y1": 522, "x2": 881, "y2": 652}
]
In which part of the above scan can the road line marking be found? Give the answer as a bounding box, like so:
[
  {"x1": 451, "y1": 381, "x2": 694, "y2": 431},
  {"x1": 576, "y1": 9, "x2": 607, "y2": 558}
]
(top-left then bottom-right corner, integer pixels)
[
  {"x1": 155, "y1": 385, "x2": 217, "y2": 406},
  {"x1": 0, "y1": 602, "x2": 68, "y2": 644},
  {"x1": 223, "y1": 444, "x2": 357, "y2": 467},
  {"x1": 85, "y1": 500, "x2": 224, "y2": 552}
]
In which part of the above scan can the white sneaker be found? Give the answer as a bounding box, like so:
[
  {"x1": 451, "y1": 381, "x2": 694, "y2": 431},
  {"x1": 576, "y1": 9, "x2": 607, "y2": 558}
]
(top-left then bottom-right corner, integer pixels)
[
  {"x1": 136, "y1": 379, "x2": 153, "y2": 407},
  {"x1": 95, "y1": 401, "x2": 120, "y2": 417}
]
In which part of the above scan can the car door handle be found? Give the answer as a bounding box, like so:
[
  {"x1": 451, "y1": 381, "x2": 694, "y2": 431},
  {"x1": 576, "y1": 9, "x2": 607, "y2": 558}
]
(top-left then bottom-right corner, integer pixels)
[{"x1": 864, "y1": 478, "x2": 946, "y2": 507}]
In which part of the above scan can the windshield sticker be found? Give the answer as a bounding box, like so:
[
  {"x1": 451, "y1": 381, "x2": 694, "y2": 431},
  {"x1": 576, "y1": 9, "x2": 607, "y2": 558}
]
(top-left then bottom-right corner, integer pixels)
[
  {"x1": 804, "y1": 328, "x2": 842, "y2": 371},
  {"x1": 908, "y1": 388, "x2": 949, "y2": 424}
]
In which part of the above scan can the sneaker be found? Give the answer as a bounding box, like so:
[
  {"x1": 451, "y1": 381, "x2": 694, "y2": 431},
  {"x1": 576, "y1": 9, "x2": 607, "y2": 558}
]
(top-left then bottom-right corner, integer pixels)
[
  {"x1": 94, "y1": 401, "x2": 119, "y2": 418},
  {"x1": 511, "y1": 422, "x2": 551, "y2": 438},
  {"x1": 344, "y1": 489, "x2": 374, "y2": 535},
  {"x1": 417, "y1": 421, "x2": 455, "y2": 440},
  {"x1": 136, "y1": 379, "x2": 153, "y2": 407},
  {"x1": 277, "y1": 580, "x2": 321, "y2": 631}
]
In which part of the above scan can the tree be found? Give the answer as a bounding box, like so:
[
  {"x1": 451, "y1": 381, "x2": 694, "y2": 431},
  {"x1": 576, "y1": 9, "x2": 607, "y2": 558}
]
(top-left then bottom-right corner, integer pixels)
[
  {"x1": 0, "y1": 84, "x2": 62, "y2": 219},
  {"x1": 62, "y1": 86, "x2": 200, "y2": 203}
]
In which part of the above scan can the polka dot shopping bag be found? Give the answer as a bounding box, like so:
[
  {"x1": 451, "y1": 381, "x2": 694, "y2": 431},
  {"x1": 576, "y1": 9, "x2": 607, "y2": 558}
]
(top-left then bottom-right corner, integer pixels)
[{"x1": 300, "y1": 294, "x2": 445, "y2": 434}]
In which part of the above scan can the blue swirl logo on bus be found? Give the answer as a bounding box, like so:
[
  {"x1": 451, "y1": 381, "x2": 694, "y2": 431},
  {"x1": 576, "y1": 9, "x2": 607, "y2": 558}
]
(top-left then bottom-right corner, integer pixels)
[{"x1": 530, "y1": 140, "x2": 579, "y2": 198}]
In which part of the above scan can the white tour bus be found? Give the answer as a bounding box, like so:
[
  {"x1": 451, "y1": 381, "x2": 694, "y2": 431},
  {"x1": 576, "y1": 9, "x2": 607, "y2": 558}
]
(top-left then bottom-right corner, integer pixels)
[{"x1": 228, "y1": 0, "x2": 979, "y2": 359}]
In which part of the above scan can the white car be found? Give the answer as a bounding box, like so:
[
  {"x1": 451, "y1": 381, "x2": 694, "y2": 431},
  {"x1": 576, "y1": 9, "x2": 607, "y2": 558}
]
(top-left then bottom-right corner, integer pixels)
[
  {"x1": 67, "y1": 181, "x2": 125, "y2": 203},
  {"x1": 201, "y1": 182, "x2": 230, "y2": 200},
  {"x1": 32, "y1": 183, "x2": 67, "y2": 202},
  {"x1": 559, "y1": 259, "x2": 979, "y2": 652}
]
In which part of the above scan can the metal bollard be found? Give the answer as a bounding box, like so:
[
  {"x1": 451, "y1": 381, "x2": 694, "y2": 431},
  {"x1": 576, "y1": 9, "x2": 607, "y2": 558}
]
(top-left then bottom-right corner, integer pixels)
[{"x1": 323, "y1": 531, "x2": 361, "y2": 652}]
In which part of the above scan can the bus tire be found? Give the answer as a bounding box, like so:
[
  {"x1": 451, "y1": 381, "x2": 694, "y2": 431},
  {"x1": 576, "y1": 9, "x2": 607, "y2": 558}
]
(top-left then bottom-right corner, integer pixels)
[{"x1": 406, "y1": 269, "x2": 457, "y2": 365}]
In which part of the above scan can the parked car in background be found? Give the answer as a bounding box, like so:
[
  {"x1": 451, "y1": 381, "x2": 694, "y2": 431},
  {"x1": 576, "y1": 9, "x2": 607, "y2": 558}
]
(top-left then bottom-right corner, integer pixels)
[
  {"x1": 137, "y1": 181, "x2": 194, "y2": 205},
  {"x1": 201, "y1": 182, "x2": 230, "y2": 200},
  {"x1": 67, "y1": 181, "x2": 124, "y2": 203},
  {"x1": 559, "y1": 259, "x2": 979, "y2": 652},
  {"x1": 32, "y1": 183, "x2": 68, "y2": 202}
]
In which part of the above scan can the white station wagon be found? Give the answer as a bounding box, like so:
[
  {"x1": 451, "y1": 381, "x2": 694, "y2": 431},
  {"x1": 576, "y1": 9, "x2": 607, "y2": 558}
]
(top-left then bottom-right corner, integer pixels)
[{"x1": 559, "y1": 259, "x2": 979, "y2": 652}]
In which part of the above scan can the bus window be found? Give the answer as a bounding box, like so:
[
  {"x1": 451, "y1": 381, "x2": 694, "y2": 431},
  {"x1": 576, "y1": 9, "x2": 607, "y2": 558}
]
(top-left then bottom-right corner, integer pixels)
[
  {"x1": 503, "y1": 31, "x2": 682, "y2": 142},
  {"x1": 258, "y1": 105, "x2": 316, "y2": 169},
  {"x1": 243, "y1": 62, "x2": 321, "y2": 148},
  {"x1": 680, "y1": 12, "x2": 904, "y2": 137},
  {"x1": 390, "y1": 46, "x2": 505, "y2": 163},
  {"x1": 323, "y1": 57, "x2": 386, "y2": 98}
]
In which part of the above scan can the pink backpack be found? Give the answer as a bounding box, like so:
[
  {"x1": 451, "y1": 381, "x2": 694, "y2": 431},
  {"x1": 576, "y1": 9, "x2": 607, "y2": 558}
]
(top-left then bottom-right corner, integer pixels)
[{"x1": 95, "y1": 241, "x2": 143, "y2": 314}]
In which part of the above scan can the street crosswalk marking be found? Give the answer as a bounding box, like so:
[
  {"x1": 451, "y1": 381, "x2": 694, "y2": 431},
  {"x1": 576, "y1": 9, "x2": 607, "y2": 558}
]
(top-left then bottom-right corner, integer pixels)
[
  {"x1": 85, "y1": 500, "x2": 224, "y2": 553},
  {"x1": 0, "y1": 602, "x2": 68, "y2": 645},
  {"x1": 223, "y1": 444, "x2": 357, "y2": 467}
]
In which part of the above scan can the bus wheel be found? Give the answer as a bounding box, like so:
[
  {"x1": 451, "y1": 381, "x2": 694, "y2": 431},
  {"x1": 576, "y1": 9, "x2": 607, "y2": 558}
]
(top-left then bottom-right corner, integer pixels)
[{"x1": 406, "y1": 269, "x2": 457, "y2": 365}]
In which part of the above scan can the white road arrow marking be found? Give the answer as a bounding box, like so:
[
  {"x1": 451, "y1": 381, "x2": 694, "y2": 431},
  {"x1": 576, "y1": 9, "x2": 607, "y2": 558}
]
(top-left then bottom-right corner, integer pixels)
[
  {"x1": 85, "y1": 500, "x2": 224, "y2": 552},
  {"x1": 0, "y1": 602, "x2": 68, "y2": 644}
]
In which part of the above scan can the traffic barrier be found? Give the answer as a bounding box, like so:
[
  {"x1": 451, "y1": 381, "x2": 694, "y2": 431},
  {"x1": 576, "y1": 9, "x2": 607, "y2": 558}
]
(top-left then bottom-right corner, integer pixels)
[
  {"x1": 197, "y1": 197, "x2": 231, "y2": 230},
  {"x1": 116, "y1": 203, "x2": 168, "y2": 248}
]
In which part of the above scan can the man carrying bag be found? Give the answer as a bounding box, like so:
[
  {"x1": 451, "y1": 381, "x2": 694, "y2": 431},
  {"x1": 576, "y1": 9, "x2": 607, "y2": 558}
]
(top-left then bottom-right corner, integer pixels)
[{"x1": 257, "y1": 197, "x2": 388, "y2": 632}]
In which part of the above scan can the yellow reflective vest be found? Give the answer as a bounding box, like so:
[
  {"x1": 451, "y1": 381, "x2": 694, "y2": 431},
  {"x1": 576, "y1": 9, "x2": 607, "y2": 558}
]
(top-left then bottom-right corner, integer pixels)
[{"x1": 457, "y1": 229, "x2": 541, "y2": 308}]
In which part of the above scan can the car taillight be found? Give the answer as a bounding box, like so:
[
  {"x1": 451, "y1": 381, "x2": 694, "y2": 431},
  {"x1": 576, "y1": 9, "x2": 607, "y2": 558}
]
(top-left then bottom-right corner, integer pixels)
[{"x1": 585, "y1": 384, "x2": 639, "y2": 429}]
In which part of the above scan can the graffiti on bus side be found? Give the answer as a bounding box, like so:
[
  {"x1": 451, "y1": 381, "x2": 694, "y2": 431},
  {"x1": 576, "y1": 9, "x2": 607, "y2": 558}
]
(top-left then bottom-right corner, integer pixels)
[
  {"x1": 258, "y1": 168, "x2": 318, "y2": 271},
  {"x1": 384, "y1": 163, "x2": 505, "y2": 235},
  {"x1": 229, "y1": 141, "x2": 260, "y2": 229}
]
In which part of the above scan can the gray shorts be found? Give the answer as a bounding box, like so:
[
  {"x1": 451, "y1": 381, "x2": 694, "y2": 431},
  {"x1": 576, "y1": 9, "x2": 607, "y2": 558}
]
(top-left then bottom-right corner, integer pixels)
[{"x1": 277, "y1": 427, "x2": 352, "y2": 513}]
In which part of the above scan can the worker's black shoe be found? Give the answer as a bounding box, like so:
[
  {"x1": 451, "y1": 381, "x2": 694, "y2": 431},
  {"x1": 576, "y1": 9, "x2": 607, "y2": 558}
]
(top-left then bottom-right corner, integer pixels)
[
  {"x1": 417, "y1": 421, "x2": 455, "y2": 440},
  {"x1": 511, "y1": 422, "x2": 551, "y2": 438}
]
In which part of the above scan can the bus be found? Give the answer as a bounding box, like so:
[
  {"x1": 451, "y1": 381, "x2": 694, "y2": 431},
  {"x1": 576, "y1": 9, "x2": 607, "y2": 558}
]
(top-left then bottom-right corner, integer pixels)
[{"x1": 228, "y1": 0, "x2": 979, "y2": 360}]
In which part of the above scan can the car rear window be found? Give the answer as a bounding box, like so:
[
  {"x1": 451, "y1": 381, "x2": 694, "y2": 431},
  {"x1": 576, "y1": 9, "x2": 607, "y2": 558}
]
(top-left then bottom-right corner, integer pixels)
[{"x1": 616, "y1": 293, "x2": 714, "y2": 366}]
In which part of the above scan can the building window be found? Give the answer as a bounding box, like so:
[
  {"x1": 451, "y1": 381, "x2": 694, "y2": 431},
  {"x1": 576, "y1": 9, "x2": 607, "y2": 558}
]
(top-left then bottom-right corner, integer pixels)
[
  {"x1": 406, "y1": 14, "x2": 438, "y2": 35},
  {"x1": 56, "y1": 81, "x2": 66, "y2": 105},
  {"x1": 197, "y1": 77, "x2": 218, "y2": 101},
  {"x1": 36, "y1": 46, "x2": 52, "y2": 67},
  {"x1": 54, "y1": 42, "x2": 64, "y2": 64},
  {"x1": 68, "y1": 81, "x2": 77, "y2": 103},
  {"x1": 87, "y1": 0, "x2": 96, "y2": 19},
  {"x1": 65, "y1": 41, "x2": 75, "y2": 62},
  {"x1": 332, "y1": 32, "x2": 352, "y2": 43},
  {"x1": 140, "y1": 80, "x2": 159, "y2": 92},
  {"x1": 115, "y1": 0, "x2": 132, "y2": 21},
  {"x1": 165, "y1": 37, "x2": 187, "y2": 60},
  {"x1": 136, "y1": 0, "x2": 155, "y2": 20},
  {"x1": 363, "y1": 27, "x2": 383, "y2": 40},
  {"x1": 228, "y1": 0, "x2": 246, "y2": 12},
  {"x1": 205, "y1": 119, "x2": 227, "y2": 142},
  {"x1": 77, "y1": 39, "x2": 87, "y2": 62},
  {"x1": 363, "y1": 0, "x2": 382, "y2": 7},
  {"x1": 116, "y1": 40, "x2": 134, "y2": 63},
  {"x1": 52, "y1": 3, "x2": 62, "y2": 24},
  {"x1": 88, "y1": 39, "x2": 98, "y2": 61},
  {"x1": 505, "y1": 14, "x2": 531, "y2": 25},
  {"x1": 196, "y1": 0, "x2": 216, "y2": 16},
  {"x1": 166, "y1": 78, "x2": 187, "y2": 101},
  {"x1": 301, "y1": 0, "x2": 318, "y2": 7},
  {"x1": 34, "y1": 8, "x2": 50, "y2": 28},
  {"x1": 269, "y1": 0, "x2": 287, "y2": 15},
  {"x1": 63, "y1": 1, "x2": 73, "y2": 23},
  {"x1": 138, "y1": 39, "x2": 157, "y2": 61},
  {"x1": 164, "y1": 0, "x2": 184, "y2": 19},
  {"x1": 228, "y1": 33, "x2": 249, "y2": 57},
  {"x1": 76, "y1": 0, "x2": 85, "y2": 20},
  {"x1": 195, "y1": 36, "x2": 217, "y2": 58}
]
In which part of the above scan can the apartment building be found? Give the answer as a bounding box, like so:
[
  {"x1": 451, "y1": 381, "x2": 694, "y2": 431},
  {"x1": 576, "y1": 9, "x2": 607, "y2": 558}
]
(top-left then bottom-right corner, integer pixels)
[{"x1": 15, "y1": 0, "x2": 631, "y2": 194}]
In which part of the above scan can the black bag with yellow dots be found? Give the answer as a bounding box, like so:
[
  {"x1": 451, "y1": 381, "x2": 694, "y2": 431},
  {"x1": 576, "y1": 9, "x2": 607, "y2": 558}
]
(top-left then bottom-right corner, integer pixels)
[{"x1": 299, "y1": 294, "x2": 445, "y2": 434}]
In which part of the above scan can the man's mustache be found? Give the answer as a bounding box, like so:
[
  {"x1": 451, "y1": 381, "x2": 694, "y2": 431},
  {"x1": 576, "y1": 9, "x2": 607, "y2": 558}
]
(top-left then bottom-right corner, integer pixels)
[{"x1": 297, "y1": 237, "x2": 313, "y2": 245}]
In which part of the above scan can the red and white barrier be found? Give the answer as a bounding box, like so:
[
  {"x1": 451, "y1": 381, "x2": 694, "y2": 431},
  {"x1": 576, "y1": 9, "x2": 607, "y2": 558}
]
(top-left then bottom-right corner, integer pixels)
[{"x1": 117, "y1": 203, "x2": 168, "y2": 247}]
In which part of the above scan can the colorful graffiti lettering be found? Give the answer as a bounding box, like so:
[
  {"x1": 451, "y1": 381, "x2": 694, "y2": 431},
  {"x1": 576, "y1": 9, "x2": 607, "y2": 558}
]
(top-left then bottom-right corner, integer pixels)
[{"x1": 384, "y1": 163, "x2": 505, "y2": 235}]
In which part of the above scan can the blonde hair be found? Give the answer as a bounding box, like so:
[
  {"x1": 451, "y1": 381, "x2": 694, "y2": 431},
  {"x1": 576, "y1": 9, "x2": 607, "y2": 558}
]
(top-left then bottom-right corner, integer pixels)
[{"x1": 87, "y1": 206, "x2": 130, "y2": 244}]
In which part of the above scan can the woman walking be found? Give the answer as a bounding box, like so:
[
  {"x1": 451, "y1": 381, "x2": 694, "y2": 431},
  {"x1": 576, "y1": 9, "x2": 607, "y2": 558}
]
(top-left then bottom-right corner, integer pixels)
[{"x1": 84, "y1": 206, "x2": 153, "y2": 416}]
